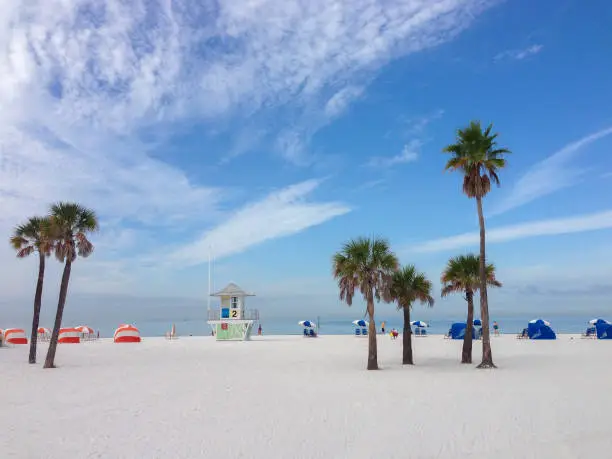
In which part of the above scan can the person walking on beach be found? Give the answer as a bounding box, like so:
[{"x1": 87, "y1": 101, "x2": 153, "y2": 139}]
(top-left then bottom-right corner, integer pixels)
[
  {"x1": 381, "y1": 321, "x2": 386, "y2": 334},
  {"x1": 493, "y1": 321, "x2": 500, "y2": 336},
  {"x1": 258, "y1": 324, "x2": 262, "y2": 335}
]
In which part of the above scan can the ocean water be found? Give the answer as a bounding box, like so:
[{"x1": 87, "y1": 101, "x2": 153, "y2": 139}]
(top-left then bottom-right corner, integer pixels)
[{"x1": 84, "y1": 314, "x2": 597, "y2": 338}]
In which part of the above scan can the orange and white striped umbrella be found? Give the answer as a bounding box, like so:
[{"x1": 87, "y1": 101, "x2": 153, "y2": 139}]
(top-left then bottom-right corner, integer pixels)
[
  {"x1": 38, "y1": 327, "x2": 51, "y2": 335},
  {"x1": 75, "y1": 325, "x2": 95, "y2": 334},
  {"x1": 114, "y1": 325, "x2": 141, "y2": 343},
  {"x1": 58, "y1": 328, "x2": 81, "y2": 344},
  {"x1": 4, "y1": 328, "x2": 28, "y2": 344}
]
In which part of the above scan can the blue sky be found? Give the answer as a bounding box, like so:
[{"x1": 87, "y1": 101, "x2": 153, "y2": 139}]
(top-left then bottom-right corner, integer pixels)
[{"x1": 1, "y1": 0, "x2": 612, "y2": 326}]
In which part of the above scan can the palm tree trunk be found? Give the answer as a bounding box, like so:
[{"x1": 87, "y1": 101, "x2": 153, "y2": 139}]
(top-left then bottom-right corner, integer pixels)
[
  {"x1": 44, "y1": 259, "x2": 72, "y2": 369},
  {"x1": 28, "y1": 253, "x2": 46, "y2": 364},
  {"x1": 366, "y1": 293, "x2": 378, "y2": 370},
  {"x1": 475, "y1": 196, "x2": 495, "y2": 369},
  {"x1": 462, "y1": 290, "x2": 474, "y2": 364},
  {"x1": 402, "y1": 306, "x2": 413, "y2": 365}
]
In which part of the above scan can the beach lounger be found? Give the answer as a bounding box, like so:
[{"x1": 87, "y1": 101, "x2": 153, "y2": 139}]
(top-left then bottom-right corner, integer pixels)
[
  {"x1": 414, "y1": 328, "x2": 421, "y2": 336},
  {"x1": 309, "y1": 329, "x2": 316, "y2": 337},
  {"x1": 516, "y1": 328, "x2": 529, "y2": 339},
  {"x1": 304, "y1": 329, "x2": 309, "y2": 337},
  {"x1": 355, "y1": 328, "x2": 361, "y2": 336},
  {"x1": 420, "y1": 329, "x2": 427, "y2": 336},
  {"x1": 362, "y1": 327, "x2": 368, "y2": 336},
  {"x1": 581, "y1": 327, "x2": 597, "y2": 339}
]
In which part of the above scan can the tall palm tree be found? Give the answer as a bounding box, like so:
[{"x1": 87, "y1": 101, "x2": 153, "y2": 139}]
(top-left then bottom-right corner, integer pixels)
[
  {"x1": 390, "y1": 265, "x2": 434, "y2": 365},
  {"x1": 44, "y1": 203, "x2": 98, "y2": 369},
  {"x1": 332, "y1": 237, "x2": 399, "y2": 370},
  {"x1": 443, "y1": 121, "x2": 510, "y2": 368},
  {"x1": 10, "y1": 217, "x2": 55, "y2": 364},
  {"x1": 441, "y1": 255, "x2": 502, "y2": 364}
]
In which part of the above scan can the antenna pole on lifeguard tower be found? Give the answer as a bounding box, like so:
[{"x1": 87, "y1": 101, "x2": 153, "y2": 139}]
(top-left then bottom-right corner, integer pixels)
[{"x1": 207, "y1": 245, "x2": 212, "y2": 313}]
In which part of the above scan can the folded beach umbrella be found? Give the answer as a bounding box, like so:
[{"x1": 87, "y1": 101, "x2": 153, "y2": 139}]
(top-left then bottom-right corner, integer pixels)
[
  {"x1": 529, "y1": 319, "x2": 551, "y2": 326},
  {"x1": 298, "y1": 320, "x2": 316, "y2": 328},
  {"x1": 410, "y1": 320, "x2": 428, "y2": 328},
  {"x1": 352, "y1": 319, "x2": 368, "y2": 327},
  {"x1": 589, "y1": 318, "x2": 611, "y2": 325},
  {"x1": 473, "y1": 319, "x2": 482, "y2": 326}
]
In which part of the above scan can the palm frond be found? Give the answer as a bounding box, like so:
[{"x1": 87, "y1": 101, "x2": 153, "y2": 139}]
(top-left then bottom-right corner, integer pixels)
[
  {"x1": 390, "y1": 264, "x2": 434, "y2": 310},
  {"x1": 440, "y1": 254, "x2": 502, "y2": 298},
  {"x1": 441, "y1": 121, "x2": 510, "y2": 198}
]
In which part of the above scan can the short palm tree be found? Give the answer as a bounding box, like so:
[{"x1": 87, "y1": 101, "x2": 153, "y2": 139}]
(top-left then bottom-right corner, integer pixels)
[
  {"x1": 10, "y1": 217, "x2": 55, "y2": 363},
  {"x1": 44, "y1": 203, "x2": 98, "y2": 369},
  {"x1": 332, "y1": 237, "x2": 399, "y2": 370},
  {"x1": 441, "y1": 254, "x2": 502, "y2": 364},
  {"x1": 443, "y1": 121, "x2": 510, "y2": 368},
  {"x1": 390, "y1": 265, "x2": 434, "y2": 365}
]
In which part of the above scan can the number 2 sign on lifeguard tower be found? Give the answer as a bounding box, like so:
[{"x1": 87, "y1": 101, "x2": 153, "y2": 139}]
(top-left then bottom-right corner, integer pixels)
[{"x1": 207, "y1": 283, "x2": 260, "y2": 341}]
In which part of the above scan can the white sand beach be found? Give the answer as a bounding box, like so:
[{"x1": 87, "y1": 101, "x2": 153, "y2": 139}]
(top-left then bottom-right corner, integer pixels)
[{"x1": 1, "y1": 335, "x2": 610, "y2": 459}]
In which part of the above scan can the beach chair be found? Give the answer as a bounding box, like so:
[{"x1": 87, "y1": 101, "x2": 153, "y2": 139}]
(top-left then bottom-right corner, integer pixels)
[
  {"x1": 303, "y1": 328, "x2": 309, "y2": 337},
  {"x1": 355, "y1": 328, "x2": 361, "y2": 336},
  {"x1": 309, "y1": 329, "x2": 316, "y2": 337},
  {"x1": 516, "y1": 328, "x2": 529, "y2": 339},
  {"x1": 581, "y1": 327, "x2": 597, "y2": 339},
  {"x1": 414, "y1": 328, "x2": 421, "y2": 336},
  {"x1": 420, "y1": 329, "x2": 427, "y2": 337},
  {"x1": 362, "y1": 327, "x2": 368, "y2": 336}
]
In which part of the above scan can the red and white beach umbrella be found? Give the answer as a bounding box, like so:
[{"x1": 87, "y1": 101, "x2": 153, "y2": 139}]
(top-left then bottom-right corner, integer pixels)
[
  {"x1": 4, "y1": 328, "x2": 28, "y2": 344},
  {"x1": 37, "y1": 327, "x2": 51, "y2": 335},
  {"x1": 58, "y1": 328, "x2": 81, "y2": 344},
  {"x1": 114, "y1": 325, "x2": 141, "y2": 343},
  {"x1": 75, "y1": 325, "x2": 95, "y2": 334}
]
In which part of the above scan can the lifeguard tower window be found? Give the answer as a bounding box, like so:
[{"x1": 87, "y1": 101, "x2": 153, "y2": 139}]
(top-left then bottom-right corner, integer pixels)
[{"x1": 231, "y1": 297, "x2": 239, "y2": 308}]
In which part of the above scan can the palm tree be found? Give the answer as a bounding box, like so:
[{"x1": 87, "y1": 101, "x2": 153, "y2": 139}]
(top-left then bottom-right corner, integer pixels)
[
  {"x1": 441, "y1": 255, "x2": 502, "y2": 364},
  {"x1": 389, "y1": 265, "x2": 434, "y2": 365},
  {"x1": 443, "y1": 121, "x2": 510, "y2": 368},
  {"x1": 44, "y1": 203, "x2": 98, "y2": 369},
  {"x1": 332, "y1": 237, "x2": 399, "y2": 370},
  {"x1": 10, "y1": 217, "x2": 54, "y2": 364}
]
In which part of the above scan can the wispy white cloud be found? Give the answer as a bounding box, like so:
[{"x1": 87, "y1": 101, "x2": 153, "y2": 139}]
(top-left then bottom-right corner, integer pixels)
[
  {"x1": 169, "y1": 180, "x2": 350, "y2": 266},
  {"x1": 367, "y1": 140, "x2": 421, "y2": 167},
  {"x1": 495, "y1": 44, "x2": 543, "y2": 61},
  {"x1": 493, "y1": 126, "x2": 612, "y2": 215},
  {"x1": 404, "y1": 109, "x2": 445, "y2": 135},
  {"x1": 0, "y1": 0, "x2": 497, "y2": 296},
  {"x1": 324, "y1": 86, "x2": 365, "y2": 119},
  {"x1": 410, "y1": 209, "x2": 612, "y2": 253}
]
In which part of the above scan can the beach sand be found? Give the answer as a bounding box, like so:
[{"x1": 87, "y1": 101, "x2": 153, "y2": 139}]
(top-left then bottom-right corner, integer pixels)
[{"x1": 1, "y1": 334, "x2": 610, "y2": 458}]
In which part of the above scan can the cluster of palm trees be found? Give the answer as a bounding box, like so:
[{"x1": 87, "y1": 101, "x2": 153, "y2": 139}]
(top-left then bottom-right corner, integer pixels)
[
  {"x1": 9, "y1": 203, "x2": 98, "y2": 369},
  {"x1": 333, "y1": 120, "x2": 510, "y2": 370}
]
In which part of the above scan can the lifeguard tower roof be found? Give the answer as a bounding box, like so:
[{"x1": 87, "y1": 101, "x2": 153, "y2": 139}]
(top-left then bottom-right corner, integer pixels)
[{"x1": 211, "y1": 282, "x2": 255, "y2": 297}]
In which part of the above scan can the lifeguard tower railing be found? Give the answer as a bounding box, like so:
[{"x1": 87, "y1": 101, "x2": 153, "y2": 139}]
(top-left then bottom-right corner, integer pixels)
[{"x1": 207, "y1": 309, "x2": 260, "y2": 321}]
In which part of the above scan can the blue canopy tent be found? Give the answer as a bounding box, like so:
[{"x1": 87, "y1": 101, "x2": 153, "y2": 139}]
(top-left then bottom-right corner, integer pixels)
[
  {"x1": 450, "y1": 322, "x2": 476, "y2": 340},
  {"x1": 592, "y1": 319, "x2": 612, "y2": 339},
  {"x1": 527, "y1": 319, "x2": 556, "y2": 340}
]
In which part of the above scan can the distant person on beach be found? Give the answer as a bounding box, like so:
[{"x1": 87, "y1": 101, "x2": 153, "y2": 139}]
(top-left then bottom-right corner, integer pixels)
[
  {"x1": 258, "y1": 324, "x2": 262, "y2": 335},
  {"x1": 493, "y1": 321, "x2": 500, "y2": 336},
  {"x1": 381, "y1": 321, "x2": 386, "y2": 334}
]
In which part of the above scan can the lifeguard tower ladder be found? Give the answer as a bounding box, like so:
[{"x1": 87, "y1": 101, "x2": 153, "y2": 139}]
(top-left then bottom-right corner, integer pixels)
[{"x1": 207, "y1": 283, "x2": 259, "y2": 341}]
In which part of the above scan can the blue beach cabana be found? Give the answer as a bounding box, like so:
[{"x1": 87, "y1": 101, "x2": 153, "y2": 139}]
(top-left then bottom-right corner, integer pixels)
[
  {"x1": 527, "y1": 319, "x2": 556, "y2": 340},
  {"x1": 449, "y1": 322, "x2": 476, "y2": 340},
  {"x1": 591, "y1": 319, "x2": 612, "y2": 339}
]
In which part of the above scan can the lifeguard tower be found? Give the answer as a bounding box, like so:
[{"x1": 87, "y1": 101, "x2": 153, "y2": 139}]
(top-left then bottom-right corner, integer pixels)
[{"x1": 207, "y1": 283, "x2": 260, "y2": 341}]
